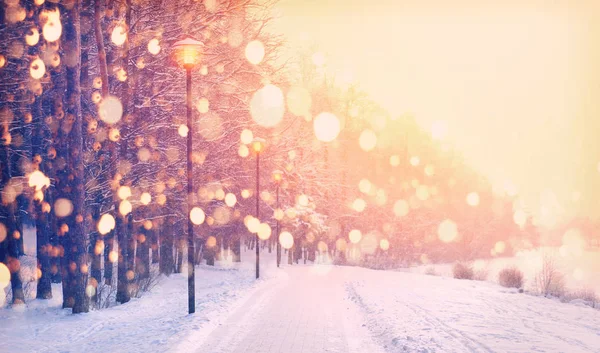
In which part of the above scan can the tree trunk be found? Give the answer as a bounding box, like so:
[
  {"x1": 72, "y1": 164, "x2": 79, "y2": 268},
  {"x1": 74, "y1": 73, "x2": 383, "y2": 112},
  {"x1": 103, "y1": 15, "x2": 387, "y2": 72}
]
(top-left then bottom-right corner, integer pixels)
[{"x1": 63, "y1": 1, "x2": 89, "y2": 313}]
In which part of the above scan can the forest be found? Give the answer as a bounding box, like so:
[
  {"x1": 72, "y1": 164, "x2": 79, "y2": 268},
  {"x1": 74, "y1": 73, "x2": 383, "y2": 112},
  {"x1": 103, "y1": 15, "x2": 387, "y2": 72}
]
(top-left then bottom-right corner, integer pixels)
[{"x1": 0, "y1": 0, "x2": 541, "y2": 314}]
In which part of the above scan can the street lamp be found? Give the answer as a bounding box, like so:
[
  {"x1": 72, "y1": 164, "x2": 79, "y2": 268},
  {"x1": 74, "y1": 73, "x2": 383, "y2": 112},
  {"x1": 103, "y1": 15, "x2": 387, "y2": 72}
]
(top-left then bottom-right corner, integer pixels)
[
  {"x1": 252, "y1": 137, "x2": 265, "y2": 279},
  {"x1": 272, "y1": 170, "x2": 283, "y2": 267},
  {"x1": 171, "y1": 37, "x2": 203, "y2": 314}
]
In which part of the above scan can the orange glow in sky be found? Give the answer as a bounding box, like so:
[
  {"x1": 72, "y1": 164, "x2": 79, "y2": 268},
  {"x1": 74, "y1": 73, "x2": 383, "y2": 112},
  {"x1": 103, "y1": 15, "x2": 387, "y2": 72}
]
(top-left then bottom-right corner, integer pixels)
[{"x1": 271, "y1": 0, "x2": 600, "y2": 226}]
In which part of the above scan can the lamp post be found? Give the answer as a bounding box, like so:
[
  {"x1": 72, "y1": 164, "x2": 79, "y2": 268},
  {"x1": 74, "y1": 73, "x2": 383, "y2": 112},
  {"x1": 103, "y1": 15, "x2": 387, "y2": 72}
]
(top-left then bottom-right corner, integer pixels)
[
  {"x1": 272, "y1": 170, "x2": 283, "y2": 267},
  {"x1": 252, "y1": 137, "x2": 265, "y2": 279},
  {"x1": 171, "y1": 37, "x2": 203, "y2": 314}
]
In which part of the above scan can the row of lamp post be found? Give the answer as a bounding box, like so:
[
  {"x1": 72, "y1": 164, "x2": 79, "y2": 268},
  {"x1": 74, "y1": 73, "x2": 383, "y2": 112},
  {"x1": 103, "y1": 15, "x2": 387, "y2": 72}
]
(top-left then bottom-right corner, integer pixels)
[{"x1": 171, "y1": 37, "x2": 286, "y2": 313}]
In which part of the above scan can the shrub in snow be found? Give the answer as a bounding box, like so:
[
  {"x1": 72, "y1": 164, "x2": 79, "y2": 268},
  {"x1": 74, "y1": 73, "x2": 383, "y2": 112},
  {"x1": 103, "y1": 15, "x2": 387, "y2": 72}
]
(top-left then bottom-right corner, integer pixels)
[
  {"x1": 498, "y1": 267, "x2": 524, "y2": 289},
  {"x1": 424, "y1": 267, "x2": 438, "y2": 276},
  {"x1": 534, "y1": 255, "x2": 565, "y2": 297},
  {"x1": 452, "y1": 262, "x2": 474, "y2": 280},
  {"x1": 562, "y1": 288, "x2": 598, "y2": 309}
]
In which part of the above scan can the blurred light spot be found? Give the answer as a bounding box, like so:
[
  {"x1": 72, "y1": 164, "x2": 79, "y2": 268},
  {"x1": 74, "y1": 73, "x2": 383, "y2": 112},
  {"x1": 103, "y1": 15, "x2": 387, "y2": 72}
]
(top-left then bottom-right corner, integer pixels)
[
  {"x1": 416, "y1": 185, "x2": 429, "y2": 201},
  {"x1": 298, "y1": 194, "x2": 309, "y2": 207},
  {"x1": 240, "y1": 129, "x2": 253, "y2": 144},
  {"x1": 41, "y1": 9, "x2": 62, "y2": 42},
  {"x1": 390, "y1": 155, "x2": 400, "y2": 167},
  {"x1": 359, "y1": 130, "x2": 377, "y2": 151},
  {"x1": 30, "y1": 57, "x2": 45, "y2": 79},
  {"x1": 26, "y1": 27, "x2": 40, "y2": 46},
  {"x1": 225, "y1": 193, "x2": 237, "y2": 207},
  {"x1": 349, "y1": 229, "x2": 362, "y2": 244},
  {"x1": 313, "y1": 112, "x2": 340, "y2": 142},
  {"x1": 147, "y1": 38, "x2": 161, "y2": 55},
  {"x1": 241, "y1": 189, "x2": 251, "y2": 199},
  {"x1": 274, "y1": 209, "x2": 284, "y2": 220},
  {"x1": 140, "y1": 192, "x2": 151, "y2": 205},
  {"x1": 438, "y1": 219, "x2": 458, "y2": 243},
  {"x1": 279, "y1": 231, "x2": 294, "y2": 249},
  {"x1": 190, "y1": 207, "x2": 206, "y2": 225},
  {"x1": 0, "y1": 263, "x2": 11, "y2": 289},
  {"x1": 238, "y1": 144, "x2": 249, "y2": 158},
  {"x1": 98, "y1": 96, "x2": 123, "y2": 124},
  {"x1": 28, "y1": 170, "x2": 50, "y2": 191},
  {"x1": 250, "y1": 84, "x2": 284, "y2": 127},
  {"x1": 0, "y1": 223, "x2": 6, "y2": 243},
  {"x1": 196, "y1": 97, "x2": 209, "y2": 113},
  {"x1": 424, "y1": 164, "x2": 435, "y2": 177},
  {"x1": 178, "y1": 124, "x2": 189, "y2": 137},
  {"x1": 352, "y1": 198, "x2": 366, "y2": 212},
  {"x1": 206, "y1": 236, "x2": 217, "y2": 248},
  {"x1": 111, "y1": 24, "x2": 127, "y2": 46},
  {"x1": 393, "y1": 199, "x2": 409, "y2": 217},
  {"x1": 287, "y1": 86, "x2": 312, "y2": 117},
  {"x1": 85, "y1": 284, "x2": 96, "y2": 298},
  {"x1": 257, "y1": 223, "x2": 272, "y2": 240},
  {"x1": 54, "y1": 198, "x2": 73, "y2": 218},
  {"x1": 119, "y1": 200, "x2": 132, "y2": 216},
  {"x1": 0, "y1": 55, "x2": 6, "y2": 69},
  {"x1": 466, "y1": 192, "x2": 480, "y2": 207},
  {"x1": 494, "y1": 241, "x2": 506, "y2": 254},
  {"x1": 410, "y1": 156, "x2": 420, "y2": 166},
  {"x1": 359, "y1": 179, "x2": 371, "y2": 194},
  {"x1": 245, "y1": 40, "x2": 265, "y2": 65},
  {"x1": 246, "y1": 217, "x2": 260, "y2": 233},
  {"x1": 98, "y1": 214, "x2": 115, "y2": 235},
  {"x1": 380, "y1": 239, "x2": 390, "y2": 251},
  {"x1": 513, "y1": 210, "x2": 527, "y2": 228},
  {"x1": 117, "y1": 186, "x2": 131, "y2": 200}
]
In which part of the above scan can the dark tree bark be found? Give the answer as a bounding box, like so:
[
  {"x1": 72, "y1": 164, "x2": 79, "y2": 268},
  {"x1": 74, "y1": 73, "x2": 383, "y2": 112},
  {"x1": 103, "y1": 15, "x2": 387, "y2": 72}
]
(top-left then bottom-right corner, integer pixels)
[
  {"x1": 32, "y1": 96, "x2": 53, "y2": 300},
  {"x1": 63, "y1": 0, "x2": 89, "y2": 314}
]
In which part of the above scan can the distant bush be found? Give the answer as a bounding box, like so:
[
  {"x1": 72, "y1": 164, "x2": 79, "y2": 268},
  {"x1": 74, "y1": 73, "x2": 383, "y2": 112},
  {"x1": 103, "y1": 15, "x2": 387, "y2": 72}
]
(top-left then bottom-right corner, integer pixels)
[
  {"x1": 424, "y1": 267, "x2": 438, "y2": 276},
  {"x1": 563, "y1": 288, "x2": 598, "y2": 308},
  {"x1": 534, "y1": 255, "x2": 565, "y2": 297},
  {"x1": 453, "y1": 262, "x2": 474, "y2": 280},
  {"x1": 498, "y1": 267, "x2": 524, "y2": 288}
]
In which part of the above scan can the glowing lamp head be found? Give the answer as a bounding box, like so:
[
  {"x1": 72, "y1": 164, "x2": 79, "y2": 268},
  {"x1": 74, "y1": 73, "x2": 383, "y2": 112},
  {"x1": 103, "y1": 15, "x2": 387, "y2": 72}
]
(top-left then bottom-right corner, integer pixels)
[
  {"x1": 252, "y1": 137, "x2": 265, "y2": 154},
  {"x1": 171, "y1": 37, "x2": 204, "y2": 69},
  {"x1": 272, "y1": 170, "x2": 283, "y2": 183}
]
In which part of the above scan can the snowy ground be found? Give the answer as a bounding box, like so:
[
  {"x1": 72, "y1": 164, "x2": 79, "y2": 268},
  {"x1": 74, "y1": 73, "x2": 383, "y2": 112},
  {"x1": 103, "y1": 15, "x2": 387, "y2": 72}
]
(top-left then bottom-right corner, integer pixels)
[
  {"x1": 2, "y1": 249, "x2": 600, "y2": 353},
  {"x1": 0, "y1": 249, "x2": 283, "y2": 353},
  {"x1": 408, "y1": 248, "x2": 600, "y2": 294},
  {"x1": 346, "y1": 267, "x2": 600, "y2": 353}
]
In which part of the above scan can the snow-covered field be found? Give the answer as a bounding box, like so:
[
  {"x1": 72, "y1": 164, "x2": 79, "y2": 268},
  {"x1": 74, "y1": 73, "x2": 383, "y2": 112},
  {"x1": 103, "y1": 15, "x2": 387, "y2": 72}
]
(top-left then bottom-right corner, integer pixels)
[
  {"x1": 346, "y1": 267, "x2": 600, "y2": 353},
  {"x1": 408, "y1": 248, "x2": 600, "y2": 294}
]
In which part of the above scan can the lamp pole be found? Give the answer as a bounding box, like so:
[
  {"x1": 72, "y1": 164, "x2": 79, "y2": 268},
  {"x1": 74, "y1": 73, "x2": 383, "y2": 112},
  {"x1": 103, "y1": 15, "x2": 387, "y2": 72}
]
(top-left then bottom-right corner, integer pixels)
[
  {"x1": 252, "y1": 138, "x2": 265, "y2": 279},
  {"x1": 185, "y1": 65, "x2": 195, "y2": 314},
  {"x1": 273, "y1": 170, "x2": 283, "y2": 267},
  {"x1": 256, "y1": 150, "x2": 260, "y2": 279},
  {"x1": 171, "y1": 37, "x2": 203, "y2": 314}
]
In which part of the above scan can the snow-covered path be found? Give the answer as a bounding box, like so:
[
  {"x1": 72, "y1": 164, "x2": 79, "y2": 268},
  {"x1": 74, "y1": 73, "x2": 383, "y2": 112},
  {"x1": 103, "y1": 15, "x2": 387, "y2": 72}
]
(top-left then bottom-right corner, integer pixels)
[{"x1": 193, "y1": 265, "x2": 383, "y2": 353}]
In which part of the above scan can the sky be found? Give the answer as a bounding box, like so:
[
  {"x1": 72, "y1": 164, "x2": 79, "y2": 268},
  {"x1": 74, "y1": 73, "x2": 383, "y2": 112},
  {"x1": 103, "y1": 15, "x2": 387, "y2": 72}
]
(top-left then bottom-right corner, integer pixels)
[{"x1": 270, "y1": 0, "x2": 600, "y2": 227}]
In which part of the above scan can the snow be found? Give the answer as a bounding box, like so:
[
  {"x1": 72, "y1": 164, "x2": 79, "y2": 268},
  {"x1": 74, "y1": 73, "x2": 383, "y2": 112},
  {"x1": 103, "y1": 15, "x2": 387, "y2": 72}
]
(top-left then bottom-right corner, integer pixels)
[
  {"x1": 408, "y1": 248, "x2": 600, "y2": 294},
  {"x1": 345, "y1": 267, "x2": 600, "y2": 353},
  {"x1": 0, "y1": 249, "x2": 283, "y2": 353},
  {"x1": 2, "y1": 250, "x2": 599, "y2": 353}
]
